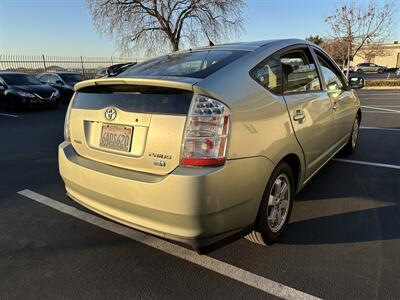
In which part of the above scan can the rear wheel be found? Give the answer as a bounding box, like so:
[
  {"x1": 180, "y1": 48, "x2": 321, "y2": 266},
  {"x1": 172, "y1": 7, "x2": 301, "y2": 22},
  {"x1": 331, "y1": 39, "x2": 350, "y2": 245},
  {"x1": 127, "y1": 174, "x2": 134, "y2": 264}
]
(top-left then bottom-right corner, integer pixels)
[
  {"x1": 357, "y1": 69, "x2": 363, "y2": 74},
  {"x1": 246, "y1": 162, "x2": 294, "y2": 245},
  {"x1": 342, "y1": 115, "x2": 360, "y2": 154},
  {"x1": 377, "y1": 68, "x2": 384, "y2": 74}
]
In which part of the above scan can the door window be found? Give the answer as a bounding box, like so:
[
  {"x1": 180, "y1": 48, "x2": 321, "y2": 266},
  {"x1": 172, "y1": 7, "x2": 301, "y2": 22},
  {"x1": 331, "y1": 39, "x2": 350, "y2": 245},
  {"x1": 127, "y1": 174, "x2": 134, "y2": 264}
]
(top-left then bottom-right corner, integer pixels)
[
  {"x1": 48, "y1": 75, "x2": 59, "y2": 84},
  {"x1": 250, "y1": 55, "x2": 282, "y2": 94},
  {"x1": 38, "y1": 74, "x2": 49, "y2": 82},
  {"x1": 280, "y1": 50, "x2": 321, "y2": 94},
  {"x1": 315, "y1": 52, "x2": 346, "y2": 91}
]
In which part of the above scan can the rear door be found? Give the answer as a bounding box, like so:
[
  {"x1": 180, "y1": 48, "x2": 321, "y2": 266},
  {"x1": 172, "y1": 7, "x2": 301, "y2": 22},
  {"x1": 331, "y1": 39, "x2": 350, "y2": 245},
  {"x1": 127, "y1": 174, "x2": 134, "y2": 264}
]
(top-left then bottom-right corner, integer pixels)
[
  {"x1": 280, "y1": 46, "x2": 334, "y2": 179},
  {"x1": 312, "y1": 48, "x2": 356, "y2": 150},
  {"x1": 69, "y1": 81, "x2": 194, "y2": 175}
]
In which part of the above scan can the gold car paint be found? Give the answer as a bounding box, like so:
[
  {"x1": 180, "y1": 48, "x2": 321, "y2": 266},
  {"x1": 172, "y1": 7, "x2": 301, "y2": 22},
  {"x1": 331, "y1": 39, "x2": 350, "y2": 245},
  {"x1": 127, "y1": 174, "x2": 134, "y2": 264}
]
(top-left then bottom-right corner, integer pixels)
[
  {"x1": 59, "y1": 142, "x2": 275, "y2": 239},
  {"x1": 60, "y1": 39, "x2": 361, "y2": 247},
  {"x1": 70, "y1": 106, "x2": 186, "y2": 175},
  {"x1": 283, "y1": 91, "x2": 334, "y2": 179}
]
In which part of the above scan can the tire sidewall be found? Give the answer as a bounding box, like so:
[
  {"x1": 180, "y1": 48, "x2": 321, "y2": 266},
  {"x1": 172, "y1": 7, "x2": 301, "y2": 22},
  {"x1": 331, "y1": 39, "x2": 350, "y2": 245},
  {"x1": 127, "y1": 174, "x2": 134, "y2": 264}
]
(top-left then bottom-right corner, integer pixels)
[{"x1": 256, "y1": 162, "x2": 294, "y2": 245}]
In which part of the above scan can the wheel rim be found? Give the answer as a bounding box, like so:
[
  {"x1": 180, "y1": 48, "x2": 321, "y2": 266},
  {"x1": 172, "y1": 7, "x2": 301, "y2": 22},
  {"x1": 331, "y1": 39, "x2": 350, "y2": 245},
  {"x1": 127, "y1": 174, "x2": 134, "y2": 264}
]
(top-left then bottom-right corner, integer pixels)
[
  {"x1": 267, "y1": 174, "x2": 291, "y2": 233},
  {"x1": 351, "y1": 119, "x2": 359, "y2": 149}
]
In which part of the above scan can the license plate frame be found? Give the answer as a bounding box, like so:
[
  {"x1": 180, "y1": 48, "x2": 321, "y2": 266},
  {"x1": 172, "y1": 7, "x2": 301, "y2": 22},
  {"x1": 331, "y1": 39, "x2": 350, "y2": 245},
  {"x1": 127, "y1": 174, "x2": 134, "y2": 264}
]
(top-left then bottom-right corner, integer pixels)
[{"x1": 99, "y1": 123, "x2": 133, "y2": 152}]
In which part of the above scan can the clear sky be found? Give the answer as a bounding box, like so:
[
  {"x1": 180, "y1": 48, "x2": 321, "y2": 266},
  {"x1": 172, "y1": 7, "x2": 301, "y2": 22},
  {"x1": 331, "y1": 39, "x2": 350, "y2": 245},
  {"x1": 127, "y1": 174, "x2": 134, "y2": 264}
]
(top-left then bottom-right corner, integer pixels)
[{"x1": 0, "y1": 0, "x2": 399, "y2": 58}]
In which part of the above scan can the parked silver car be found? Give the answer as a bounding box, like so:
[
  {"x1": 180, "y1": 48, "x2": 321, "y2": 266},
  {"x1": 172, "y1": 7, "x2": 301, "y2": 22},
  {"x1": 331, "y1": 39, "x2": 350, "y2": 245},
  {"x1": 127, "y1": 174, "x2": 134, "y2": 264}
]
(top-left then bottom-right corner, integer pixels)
[
  {"x1": 355, "y1": 62, "x2": 386, "y2": 73},
  {"x1": 59, "y1": 39, "x2": 364, "y2": 253}
]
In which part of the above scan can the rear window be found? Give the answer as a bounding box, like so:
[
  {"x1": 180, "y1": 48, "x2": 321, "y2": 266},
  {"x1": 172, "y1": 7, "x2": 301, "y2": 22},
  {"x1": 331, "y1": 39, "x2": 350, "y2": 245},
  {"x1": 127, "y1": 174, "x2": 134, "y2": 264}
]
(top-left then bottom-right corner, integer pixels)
[
  {"x1": 73, "y1": 85, "x2": 193, "y2": 115},
  {"x1": 120, "y1": 50, "x2": 248, "y2": 79}
]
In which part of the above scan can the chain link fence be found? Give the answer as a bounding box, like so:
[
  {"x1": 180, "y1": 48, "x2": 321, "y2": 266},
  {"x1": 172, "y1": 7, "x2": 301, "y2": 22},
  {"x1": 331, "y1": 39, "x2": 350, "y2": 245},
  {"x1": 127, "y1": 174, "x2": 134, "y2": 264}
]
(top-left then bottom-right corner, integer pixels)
[{"x1": 0, "y1": 54, "x2": 142, "y2": 79}]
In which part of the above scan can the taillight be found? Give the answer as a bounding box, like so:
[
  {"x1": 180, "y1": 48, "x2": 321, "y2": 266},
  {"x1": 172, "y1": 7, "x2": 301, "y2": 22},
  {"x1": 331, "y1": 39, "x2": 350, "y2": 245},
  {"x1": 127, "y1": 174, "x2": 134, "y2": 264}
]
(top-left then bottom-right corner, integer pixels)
[
  {"x1": 180, "y1": 94, "x2": 230, "y2": 167},
  {"x1": 64, "y1": 95, "x2": 74, "y2": 142}
]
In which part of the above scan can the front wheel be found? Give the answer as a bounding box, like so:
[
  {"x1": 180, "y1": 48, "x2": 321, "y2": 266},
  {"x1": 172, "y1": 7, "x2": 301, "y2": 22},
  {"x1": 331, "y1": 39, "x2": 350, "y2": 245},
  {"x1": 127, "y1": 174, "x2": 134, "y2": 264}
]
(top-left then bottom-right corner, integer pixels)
[
  {"x1": 342, "y1": 115, "x2": 360, "y2": 154},
  {"x1": 246, "y1": 162, "x2": 294, "y2": 245}
]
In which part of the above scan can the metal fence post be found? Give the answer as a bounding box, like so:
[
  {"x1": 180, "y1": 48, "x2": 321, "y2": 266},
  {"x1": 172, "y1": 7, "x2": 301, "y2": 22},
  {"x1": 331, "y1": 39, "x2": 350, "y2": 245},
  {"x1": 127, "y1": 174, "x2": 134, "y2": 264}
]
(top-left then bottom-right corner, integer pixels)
[
  {"x1": 111, "y1": 56, "x2": 114, "y2": 65},
  {"x1": 42, "y1": 55, "x2": 47, "y2": 72},
  {"x1": 80, "y1": 56, "x2": 85, "y2": 76}
]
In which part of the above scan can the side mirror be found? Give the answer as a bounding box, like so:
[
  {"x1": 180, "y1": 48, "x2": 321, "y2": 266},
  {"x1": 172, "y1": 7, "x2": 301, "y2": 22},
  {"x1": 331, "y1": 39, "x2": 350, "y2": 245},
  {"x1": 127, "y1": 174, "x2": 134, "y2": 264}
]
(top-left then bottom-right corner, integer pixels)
[
  {"x1": 55, "y1": 80, "x2": 63, "y2": 85},
  {"x1": 349, "y1": 76, "x2": 364, "y2": 89}
]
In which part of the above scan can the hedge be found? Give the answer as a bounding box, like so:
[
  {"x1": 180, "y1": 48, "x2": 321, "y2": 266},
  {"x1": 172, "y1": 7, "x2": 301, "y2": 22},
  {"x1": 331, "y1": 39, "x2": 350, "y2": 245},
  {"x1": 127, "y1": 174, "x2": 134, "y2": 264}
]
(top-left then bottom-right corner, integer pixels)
[{"x1": 365, "y1": 79, "x2": 400, "y2": 87}]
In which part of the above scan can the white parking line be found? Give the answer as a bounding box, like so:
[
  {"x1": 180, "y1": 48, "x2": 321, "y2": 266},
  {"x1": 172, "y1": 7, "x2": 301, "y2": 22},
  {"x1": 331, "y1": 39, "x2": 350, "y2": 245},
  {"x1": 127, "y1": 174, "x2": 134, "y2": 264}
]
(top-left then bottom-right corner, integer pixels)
[
  {"x1": 362, "y1": 105, "x2": 400, "y2": 107},
  {"x1": 17, "y1": 189, "x2": 321, "y2": 300},
  {"x1": 0, "y1": 113, "x2": 18, "y2": 118},
  {"x1": 362, "y1": 111, "x2": 400, "y2": 114},
  {"x1": 361, "y1": 105, "x2": 400, "y2": 113},
  {"x1": 360, "y1": 126, "x2": 400, "y2": 132},
  {"x1": 333, "y1": 159, "x2": 400, "y2": 170}
]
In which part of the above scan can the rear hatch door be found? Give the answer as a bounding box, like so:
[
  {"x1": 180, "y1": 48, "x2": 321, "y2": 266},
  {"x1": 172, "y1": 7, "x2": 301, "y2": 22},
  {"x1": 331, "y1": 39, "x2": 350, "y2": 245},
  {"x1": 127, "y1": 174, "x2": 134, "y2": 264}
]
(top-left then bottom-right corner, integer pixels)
[{"x1": 69, "y1": 78, "x2": 197, "y2": 175}]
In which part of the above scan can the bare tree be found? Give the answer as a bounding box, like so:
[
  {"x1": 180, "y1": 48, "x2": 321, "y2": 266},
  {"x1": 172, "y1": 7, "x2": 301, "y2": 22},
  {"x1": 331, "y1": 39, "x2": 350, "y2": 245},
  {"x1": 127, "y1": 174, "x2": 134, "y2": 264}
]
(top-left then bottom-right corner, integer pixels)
[
  {"x1": 325, "y1": 1, "x2": 393, "y2": 77},
  {"x1": 321, "y1": 38, "x2": 349, "y2": 68},
  {"x1": 86, "y1": 0, "x2": 245, "y2": 55}
]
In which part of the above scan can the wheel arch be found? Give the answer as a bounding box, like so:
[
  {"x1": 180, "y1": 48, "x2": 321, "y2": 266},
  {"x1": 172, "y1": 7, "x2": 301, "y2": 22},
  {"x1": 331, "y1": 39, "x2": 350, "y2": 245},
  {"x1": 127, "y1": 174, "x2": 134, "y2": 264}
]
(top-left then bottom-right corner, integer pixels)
[{"x1": 279, "y1": 153, "x2": 302, "y2": 194}]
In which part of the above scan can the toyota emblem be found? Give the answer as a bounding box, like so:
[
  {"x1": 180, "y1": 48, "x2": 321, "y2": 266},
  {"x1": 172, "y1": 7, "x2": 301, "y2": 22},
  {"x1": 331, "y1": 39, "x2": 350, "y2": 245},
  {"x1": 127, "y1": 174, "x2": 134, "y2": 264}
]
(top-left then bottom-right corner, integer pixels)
[{"x1": 105, "y1": 107, "x2": 117, "y2": 121}]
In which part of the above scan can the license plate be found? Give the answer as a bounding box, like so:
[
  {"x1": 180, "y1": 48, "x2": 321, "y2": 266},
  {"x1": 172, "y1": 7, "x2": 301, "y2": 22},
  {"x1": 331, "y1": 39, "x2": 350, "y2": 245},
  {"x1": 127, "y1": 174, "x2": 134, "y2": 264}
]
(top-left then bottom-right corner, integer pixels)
[{"x1": 100, "y1": 124, "x2": 133, "y2": 152}]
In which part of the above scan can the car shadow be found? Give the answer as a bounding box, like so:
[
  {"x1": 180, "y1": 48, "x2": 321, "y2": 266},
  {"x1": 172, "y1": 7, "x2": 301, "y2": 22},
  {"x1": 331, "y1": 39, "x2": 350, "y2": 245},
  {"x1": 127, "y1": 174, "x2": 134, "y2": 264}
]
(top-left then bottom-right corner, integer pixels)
[{"x1": 281, "y1": 204, "x2": 399, "y2": 245}]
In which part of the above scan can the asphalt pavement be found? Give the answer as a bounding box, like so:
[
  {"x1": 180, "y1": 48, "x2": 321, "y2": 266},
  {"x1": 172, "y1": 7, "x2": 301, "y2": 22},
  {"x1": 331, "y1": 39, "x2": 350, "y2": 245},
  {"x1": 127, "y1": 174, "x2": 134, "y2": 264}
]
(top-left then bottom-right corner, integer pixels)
[{"x1": 1, "y1": 90, "x2": 399, "y2": 299}]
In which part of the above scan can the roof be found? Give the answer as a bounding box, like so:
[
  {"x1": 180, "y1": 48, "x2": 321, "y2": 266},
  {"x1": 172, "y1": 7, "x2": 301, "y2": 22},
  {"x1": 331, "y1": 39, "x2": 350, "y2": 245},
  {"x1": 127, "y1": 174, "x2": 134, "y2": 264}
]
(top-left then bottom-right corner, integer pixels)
[
  {"x1": 193, "y1": 39, "x2": 309, "y2": 51},
  {"x1": 41, "y1": 71, "x2": 81, "y2": 75},
  {"x1": 0, "y1": 71, "x2": 31, "y2": 75}
]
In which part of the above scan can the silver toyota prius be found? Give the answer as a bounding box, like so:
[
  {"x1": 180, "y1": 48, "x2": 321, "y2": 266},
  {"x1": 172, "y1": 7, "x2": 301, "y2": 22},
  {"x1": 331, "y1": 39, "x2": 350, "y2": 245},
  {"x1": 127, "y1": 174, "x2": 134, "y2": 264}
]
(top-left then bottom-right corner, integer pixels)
[{"x1": 59, "y1": 39, "x2": 363, "y2": 253}]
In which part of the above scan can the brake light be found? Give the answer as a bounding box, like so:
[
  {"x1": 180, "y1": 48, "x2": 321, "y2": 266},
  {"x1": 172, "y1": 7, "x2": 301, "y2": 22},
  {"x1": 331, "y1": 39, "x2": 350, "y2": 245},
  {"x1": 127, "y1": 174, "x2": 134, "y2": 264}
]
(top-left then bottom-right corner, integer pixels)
[
  {"x1": 64, "y1": 95, "x2": 74, "y2": 142},
  {"x1": 180, "y1": 94, "x2": 230, "y2": 167}
]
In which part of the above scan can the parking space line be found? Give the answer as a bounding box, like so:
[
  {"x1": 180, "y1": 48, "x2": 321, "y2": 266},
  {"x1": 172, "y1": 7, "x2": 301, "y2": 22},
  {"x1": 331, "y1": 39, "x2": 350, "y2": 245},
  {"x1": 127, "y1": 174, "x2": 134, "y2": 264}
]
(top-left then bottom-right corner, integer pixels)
[
  {"x1": 361, "y1": 111, "x2": 400, "y2": 114},
  {"x1": 333, "y1": 159, "x2": 400, "y2": 170},
  {"x1": 17, "y1": 189, "x2": 321, "y2": 300},
  {"x1": 360, "y1": 127, "x2": 400, "y2": 132},
  {"x1": 0, "y1": 113, "x2": 18, "y2": 118},
  {"x1": 362, "y1": 105, "x2": 400, "y2": 107},
  {"x1": 361, "y1": 105, "x2": 400, "y2": 113}
]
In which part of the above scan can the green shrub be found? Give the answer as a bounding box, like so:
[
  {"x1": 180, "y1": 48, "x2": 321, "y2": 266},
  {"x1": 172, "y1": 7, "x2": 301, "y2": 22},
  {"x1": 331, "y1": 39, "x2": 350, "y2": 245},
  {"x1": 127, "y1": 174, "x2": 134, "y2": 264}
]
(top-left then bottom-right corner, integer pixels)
[{"x1": 365, "y1": 79, "x2": 400, "y2": 87}]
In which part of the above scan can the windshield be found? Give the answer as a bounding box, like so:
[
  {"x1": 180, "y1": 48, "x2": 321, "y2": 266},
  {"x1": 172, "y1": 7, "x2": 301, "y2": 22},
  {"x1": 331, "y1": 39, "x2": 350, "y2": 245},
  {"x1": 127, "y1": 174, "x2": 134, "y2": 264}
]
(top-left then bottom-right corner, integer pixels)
[
  {"x1": 59, "y1": 73, "x2": 84, "y2": 83},
  {"x1": 1, "y1": 74, "x2": 43, "y2": 86},
  {"x1": 120, "y1": 50, "x2": 248, "y2": 79}
]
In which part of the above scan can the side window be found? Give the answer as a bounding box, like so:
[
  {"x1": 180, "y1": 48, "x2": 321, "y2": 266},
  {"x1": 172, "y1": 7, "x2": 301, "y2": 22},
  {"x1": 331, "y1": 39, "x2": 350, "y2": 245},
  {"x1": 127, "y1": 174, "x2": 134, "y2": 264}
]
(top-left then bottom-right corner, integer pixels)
[
  {"x1": 315, "y1": 53, "x2": 345, "y2": 91},
  {"x1": 48, "y1": 75, "x2": 58, "y2": 84},
  {"x1": 250, "y1": 55, "x2": 282, "y2": 94},
  {"x1": 280, "y1": 50, "x2": 321, "y2": 94},
  {"x1": 38, "y1": 74, "x2": 49, "y2": 82}
]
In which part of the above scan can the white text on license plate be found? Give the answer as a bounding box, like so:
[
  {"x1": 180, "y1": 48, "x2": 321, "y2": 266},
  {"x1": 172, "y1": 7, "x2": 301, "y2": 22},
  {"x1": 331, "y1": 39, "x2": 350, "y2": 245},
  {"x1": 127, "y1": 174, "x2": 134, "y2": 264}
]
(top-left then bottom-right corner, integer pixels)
[{"x1": 100, "y1": 124, "x2": 133, "y2": 152}]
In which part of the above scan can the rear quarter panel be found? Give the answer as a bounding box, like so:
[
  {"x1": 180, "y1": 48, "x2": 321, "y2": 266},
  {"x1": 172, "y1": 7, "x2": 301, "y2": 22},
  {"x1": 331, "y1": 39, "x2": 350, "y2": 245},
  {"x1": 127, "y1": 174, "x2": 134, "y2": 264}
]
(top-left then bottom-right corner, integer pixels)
[{"x1": 195, "y1": 43, "x2": 306, "y2": 187}]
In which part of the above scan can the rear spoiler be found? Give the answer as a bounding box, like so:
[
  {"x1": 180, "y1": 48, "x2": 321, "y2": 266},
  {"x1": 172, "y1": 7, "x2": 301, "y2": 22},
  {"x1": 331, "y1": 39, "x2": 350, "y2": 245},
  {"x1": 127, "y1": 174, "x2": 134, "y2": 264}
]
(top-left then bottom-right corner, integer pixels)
[{"x1": 74, "y1": 77, "x2": 196, "y2": 93}]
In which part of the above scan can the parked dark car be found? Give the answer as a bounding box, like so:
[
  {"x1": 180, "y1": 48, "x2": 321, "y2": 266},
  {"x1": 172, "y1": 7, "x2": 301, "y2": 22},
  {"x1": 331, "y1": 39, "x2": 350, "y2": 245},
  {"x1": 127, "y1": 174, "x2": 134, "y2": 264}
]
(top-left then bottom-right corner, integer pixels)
[
  {"x1": 37, "y1": 72, "x2": 83, "y2": 103},
  {"x1": 95, "y1": 62, "x2": 137, "y2": 78},
  {"x1": 0, "y1": 72, "x2": 60, "y2": 110}
]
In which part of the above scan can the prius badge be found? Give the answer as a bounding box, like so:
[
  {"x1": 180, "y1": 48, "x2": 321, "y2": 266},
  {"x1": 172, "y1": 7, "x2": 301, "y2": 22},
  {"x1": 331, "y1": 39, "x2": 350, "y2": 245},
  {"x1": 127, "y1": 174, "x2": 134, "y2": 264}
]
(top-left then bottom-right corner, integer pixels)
[{"x1": 105, "y1": 107, "x2": 117, "y2": 121}]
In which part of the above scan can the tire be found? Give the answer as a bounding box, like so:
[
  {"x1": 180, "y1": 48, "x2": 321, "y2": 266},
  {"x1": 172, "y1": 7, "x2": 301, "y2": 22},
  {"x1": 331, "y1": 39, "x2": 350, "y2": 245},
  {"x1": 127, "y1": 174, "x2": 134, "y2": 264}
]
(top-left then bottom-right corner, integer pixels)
[
  {"x1": 246, "y1": 162, "x2": 294, "y2": 246},
  {"x1": 378, "y1": 69, "x2": 383, "y2": 74},
  {"x1": 342, "y1": 115, "x2": 360, "y2": 154},
  {"x1": 357, "y1": 69, "x2": 363, "y2": 74}
]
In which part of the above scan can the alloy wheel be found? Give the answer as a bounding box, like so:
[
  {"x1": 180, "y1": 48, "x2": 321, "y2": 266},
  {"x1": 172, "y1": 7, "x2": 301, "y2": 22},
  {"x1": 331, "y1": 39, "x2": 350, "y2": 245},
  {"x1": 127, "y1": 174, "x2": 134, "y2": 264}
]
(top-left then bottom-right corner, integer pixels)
[
  {"x1": 267, "y1": 174, "x2": 291, "y2": 233},
  {"x1": 352, "y1": 118, "x2": 359, "y2": 149}
]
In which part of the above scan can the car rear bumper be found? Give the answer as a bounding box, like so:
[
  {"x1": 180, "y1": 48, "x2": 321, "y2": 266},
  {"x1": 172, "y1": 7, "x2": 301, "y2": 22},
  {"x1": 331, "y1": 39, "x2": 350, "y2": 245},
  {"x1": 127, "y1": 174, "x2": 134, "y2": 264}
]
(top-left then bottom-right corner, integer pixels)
[{"x1": 58, "y1": 142, "x2": 274, "y2": 251}]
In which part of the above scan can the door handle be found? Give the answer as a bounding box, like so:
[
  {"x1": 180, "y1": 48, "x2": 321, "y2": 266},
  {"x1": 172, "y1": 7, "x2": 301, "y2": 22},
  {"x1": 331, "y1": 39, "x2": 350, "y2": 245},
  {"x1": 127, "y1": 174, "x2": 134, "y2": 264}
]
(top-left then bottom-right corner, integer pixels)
[{"x1": 293, "y1": 110, "x2": 305, "y2": 123}]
